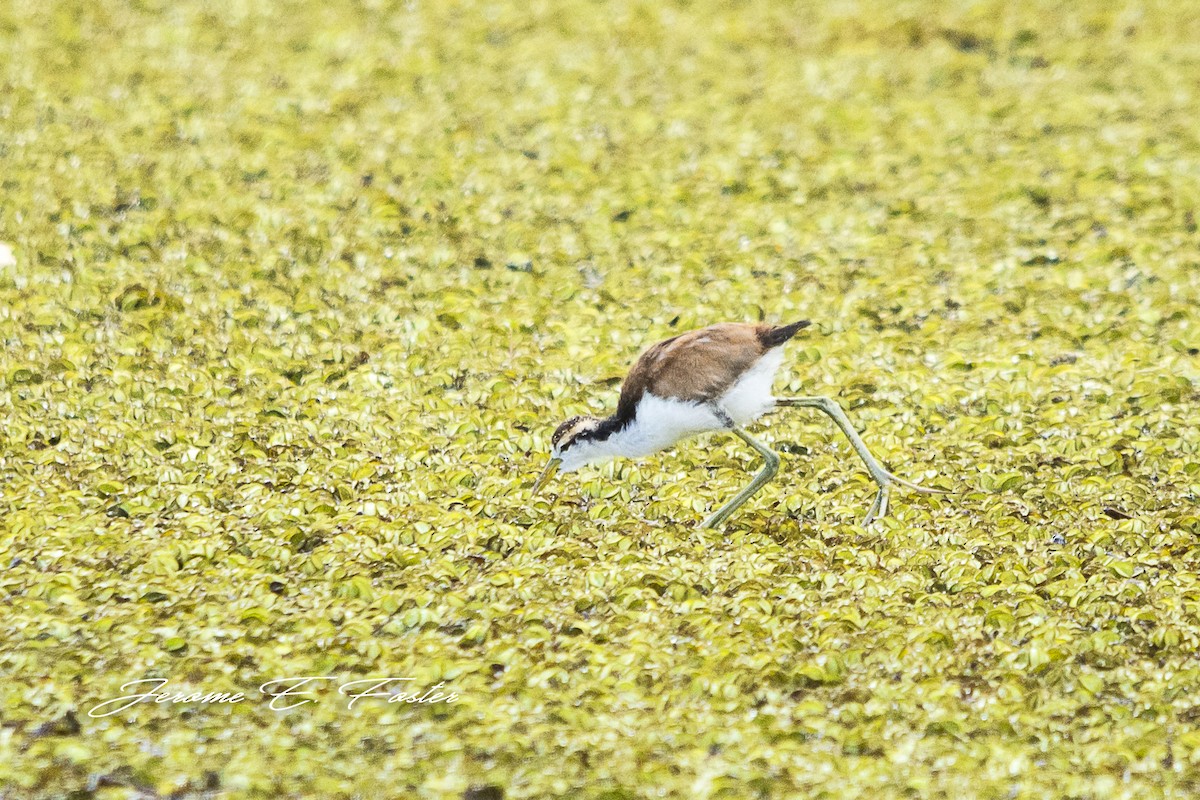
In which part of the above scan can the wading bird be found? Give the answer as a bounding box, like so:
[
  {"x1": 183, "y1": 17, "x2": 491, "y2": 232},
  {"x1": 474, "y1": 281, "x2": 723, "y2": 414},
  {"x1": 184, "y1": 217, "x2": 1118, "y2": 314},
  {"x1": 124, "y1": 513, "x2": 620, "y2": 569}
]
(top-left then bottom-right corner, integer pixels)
[{"x1": 531, "y1": 321, "x2": 942, "y2": 527}]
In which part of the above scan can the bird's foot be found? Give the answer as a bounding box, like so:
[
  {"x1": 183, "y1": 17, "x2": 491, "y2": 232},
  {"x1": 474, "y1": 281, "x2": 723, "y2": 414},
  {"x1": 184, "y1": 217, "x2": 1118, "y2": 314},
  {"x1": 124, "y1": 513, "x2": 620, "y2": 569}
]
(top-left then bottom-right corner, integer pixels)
[
  {"x1": 863, "y1": 483, "x2": 890, "y2": 527},
  {"x1": 862, "y1": 470, "x2": 948, "y2": 527}
]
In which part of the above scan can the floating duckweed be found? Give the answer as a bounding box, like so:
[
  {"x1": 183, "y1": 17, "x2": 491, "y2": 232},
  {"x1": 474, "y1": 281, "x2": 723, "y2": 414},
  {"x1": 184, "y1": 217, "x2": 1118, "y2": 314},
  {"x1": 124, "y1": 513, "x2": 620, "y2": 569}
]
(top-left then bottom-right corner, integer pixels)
[{"x1": 2, "y1": 0, "x2": 1200, "y2": 797}]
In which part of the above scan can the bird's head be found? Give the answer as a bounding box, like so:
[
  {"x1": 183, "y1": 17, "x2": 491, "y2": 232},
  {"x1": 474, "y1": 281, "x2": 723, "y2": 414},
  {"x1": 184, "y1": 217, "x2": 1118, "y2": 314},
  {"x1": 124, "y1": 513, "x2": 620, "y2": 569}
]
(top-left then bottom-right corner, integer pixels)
[{"x1": 530, "y1": 415, "x2": 610, "y2": 496}]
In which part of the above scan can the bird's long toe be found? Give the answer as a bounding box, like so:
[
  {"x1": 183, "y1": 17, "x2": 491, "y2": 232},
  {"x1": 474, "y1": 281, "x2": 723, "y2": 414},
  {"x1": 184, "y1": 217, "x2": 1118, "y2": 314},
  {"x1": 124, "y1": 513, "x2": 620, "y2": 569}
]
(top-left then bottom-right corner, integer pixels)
[{"x1": 863, "y1": 482, "x2": 890, "y2": 527}]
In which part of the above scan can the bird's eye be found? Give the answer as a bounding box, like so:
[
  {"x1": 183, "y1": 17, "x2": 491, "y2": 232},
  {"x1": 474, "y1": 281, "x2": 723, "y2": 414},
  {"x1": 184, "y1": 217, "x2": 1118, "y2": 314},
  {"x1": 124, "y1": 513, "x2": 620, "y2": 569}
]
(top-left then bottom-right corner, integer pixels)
[{"x1": 551, "y1": 416, "x2": 583, "y2": 449}]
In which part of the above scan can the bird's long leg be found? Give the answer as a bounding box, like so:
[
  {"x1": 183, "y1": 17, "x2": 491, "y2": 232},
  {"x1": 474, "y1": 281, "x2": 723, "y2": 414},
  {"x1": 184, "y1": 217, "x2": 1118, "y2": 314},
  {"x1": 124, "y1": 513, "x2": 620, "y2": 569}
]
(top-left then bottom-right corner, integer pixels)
[
  {"x1": 701, "y1": 428, "x2": 780, "y2": 529},
  {"x1": 774, "y1": 396, "x2": 944, "y2": 525}
]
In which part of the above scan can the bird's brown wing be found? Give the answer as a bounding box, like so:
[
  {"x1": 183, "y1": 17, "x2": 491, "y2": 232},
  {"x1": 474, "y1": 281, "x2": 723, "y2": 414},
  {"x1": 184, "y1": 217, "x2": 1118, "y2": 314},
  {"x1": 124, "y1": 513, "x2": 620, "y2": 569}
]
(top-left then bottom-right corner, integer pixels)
[{"x1": 615, "y1": 323, "x2": 770, "y2": 420}]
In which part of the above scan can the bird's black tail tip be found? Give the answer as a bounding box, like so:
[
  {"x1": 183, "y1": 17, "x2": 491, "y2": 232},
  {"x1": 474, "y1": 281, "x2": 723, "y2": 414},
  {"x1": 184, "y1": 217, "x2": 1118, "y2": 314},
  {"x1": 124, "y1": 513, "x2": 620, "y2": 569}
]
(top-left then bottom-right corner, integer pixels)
[{"x1": 760, "y1": 320, "x2": 812, "y2": 348}]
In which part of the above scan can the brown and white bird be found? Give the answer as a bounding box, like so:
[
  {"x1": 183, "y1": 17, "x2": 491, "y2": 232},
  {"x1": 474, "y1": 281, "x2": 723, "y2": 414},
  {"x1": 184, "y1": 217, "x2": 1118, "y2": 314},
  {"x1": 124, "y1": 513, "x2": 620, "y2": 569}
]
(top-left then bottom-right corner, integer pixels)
[{"x1": 531, "y1": 321, "x2": 942, "y2": 527}]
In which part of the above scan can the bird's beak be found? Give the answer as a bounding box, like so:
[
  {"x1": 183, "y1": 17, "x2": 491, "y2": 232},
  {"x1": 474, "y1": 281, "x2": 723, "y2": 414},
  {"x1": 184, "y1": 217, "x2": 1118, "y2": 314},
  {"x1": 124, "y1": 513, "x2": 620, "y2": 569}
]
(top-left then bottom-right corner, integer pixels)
[{"x1": 531, "y1": 457, "x2": 562, "y2": 497}]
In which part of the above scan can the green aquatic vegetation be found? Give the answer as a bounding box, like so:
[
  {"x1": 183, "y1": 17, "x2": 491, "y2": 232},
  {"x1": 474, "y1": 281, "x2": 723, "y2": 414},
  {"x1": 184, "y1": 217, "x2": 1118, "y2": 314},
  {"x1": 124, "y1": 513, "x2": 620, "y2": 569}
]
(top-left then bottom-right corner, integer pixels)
[{"x1": 1, "y1": 0, "x2": 1199, "y2": 797}]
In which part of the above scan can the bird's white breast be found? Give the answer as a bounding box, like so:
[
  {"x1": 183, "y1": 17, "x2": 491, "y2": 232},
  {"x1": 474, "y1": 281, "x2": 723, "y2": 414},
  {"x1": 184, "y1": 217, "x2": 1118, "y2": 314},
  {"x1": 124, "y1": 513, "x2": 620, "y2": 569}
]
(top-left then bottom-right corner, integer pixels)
[{"x1": 594, "y1": 394, "x2": 724, "y2": 461}]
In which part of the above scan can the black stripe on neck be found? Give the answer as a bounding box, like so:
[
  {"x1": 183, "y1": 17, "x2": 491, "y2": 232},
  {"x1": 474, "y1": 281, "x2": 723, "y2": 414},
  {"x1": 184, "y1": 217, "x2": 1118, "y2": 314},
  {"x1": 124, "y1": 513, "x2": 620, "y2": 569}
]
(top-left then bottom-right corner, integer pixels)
[{"x1": 588, "y1": 411, "x2": 633, "y2": 443}]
